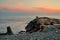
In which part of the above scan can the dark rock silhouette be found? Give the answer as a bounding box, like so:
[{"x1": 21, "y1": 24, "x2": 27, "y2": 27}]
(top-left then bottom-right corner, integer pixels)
[
  {"x1": 51, "y1": 18, "x2": 60, "y2": 29},
  {"x1": 25, "y1": 16, "x2": 60, "y2": 33},
  {"x1": 7, "y1": 26, "x2": 13, "y2": 35},
  {"x1": 0, "y1": 26, "x2": 13, "y2": 35},
  {"x1": 19, "y1": 31, "x2": 26, "y2": 34},
  {"x1": 25, "y1": 16, "x2": 41, "y2": 33},
  {"x1": 51, "y1": 18, "x2": 60, "y2": 24}
]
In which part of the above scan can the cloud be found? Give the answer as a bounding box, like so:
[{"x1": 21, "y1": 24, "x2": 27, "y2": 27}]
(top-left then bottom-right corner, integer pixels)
[
  {"x1": 33, "y1": 6, "x2": 60, "y2": 12},
  {"x1": 32, "y1": 3, "x2": 60, "y2": 12},
  {"x1": 0, "y1": 2, "x2": 60, "y2": 13},
  {"x1": 0, "y1": 2, "x2": 35, "y2": 12}
]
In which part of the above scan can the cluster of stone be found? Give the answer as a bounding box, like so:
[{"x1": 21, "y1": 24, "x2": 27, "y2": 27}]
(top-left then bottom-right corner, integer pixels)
[
  {"x1": 0, "y1": 30, "x2": 60, "y2": 40},
  {"x1": 25, "y1": 16, "x2": 60, "y2": 33}
]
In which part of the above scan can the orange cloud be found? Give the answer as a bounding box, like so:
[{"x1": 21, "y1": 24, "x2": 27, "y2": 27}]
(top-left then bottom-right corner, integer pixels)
[
  {"x1": 0, "y1": 2, "x2": 60, "y2": 13},
  {"x1": 33, "y1": 7, "x2": 60, "y2": 13},
  {"x1": 0, "y1": 2, "x2": 26, "y2": 10},
  {"x1": 8, "y1": 2, "x2": 26, "y2": 10},
  {"x1": 0, "y1": 4, "x2": 4, "y2": 9},
  {"x1": 32, "y1": 4, "x2": 60, "y2": 12}
]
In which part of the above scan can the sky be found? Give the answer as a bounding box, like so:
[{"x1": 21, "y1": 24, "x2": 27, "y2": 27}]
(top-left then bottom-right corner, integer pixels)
[
  {"x1": 0, "y1": 0, "x2": 60, "y2": 33},
  {"x1": 0, "y1": 0, "x2": 60, "y2": 12},
  {"x1": 0, "y1": 0, "x2": 60, "y2": 16}
]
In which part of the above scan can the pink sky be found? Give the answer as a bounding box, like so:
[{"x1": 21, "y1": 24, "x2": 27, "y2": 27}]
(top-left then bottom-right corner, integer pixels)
[{"x1": 0, "y1": 0, "x2": 60, "y2": 13}]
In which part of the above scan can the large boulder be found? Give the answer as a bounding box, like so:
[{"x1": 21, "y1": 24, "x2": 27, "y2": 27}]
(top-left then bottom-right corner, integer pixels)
[{"x1": 25, "y1": 16, "x2": 60, "y2": 33}]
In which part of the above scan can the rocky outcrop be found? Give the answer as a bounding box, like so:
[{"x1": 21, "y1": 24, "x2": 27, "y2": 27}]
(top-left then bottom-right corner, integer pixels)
[
  {"x1": 6, "y1": 26, "x2": 13, "y2": 35},
  {"x1": 0, "y1": 26, "x2": 13, "y2": 35},
  {"x1": 25, "y1": 16, "x2": 60, "y2": 33}
]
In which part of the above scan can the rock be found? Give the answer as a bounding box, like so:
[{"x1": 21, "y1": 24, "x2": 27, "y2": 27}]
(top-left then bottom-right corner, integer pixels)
[
  {"x1": 7, "y1": 26, "x2": 13, "y2": 35},
  {"x1": 0, "y1": 26, "x2": 13, "y2": 35},
  {"x1": 25, "y1": 16, "x2": 60, "y2": 33},
  {"x1": 18, "y1": 31, "x2": 26, "y2": 34}
]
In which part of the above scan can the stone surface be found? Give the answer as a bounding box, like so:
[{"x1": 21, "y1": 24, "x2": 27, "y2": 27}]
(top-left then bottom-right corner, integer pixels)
[
  {"x1": 25, "y1": 17, "x2": 60, "y2": 33},
  {"x1": 0, "y1": 31, "x2": 60, "y2": 40},
  {"x1": 0, "y1": 25, "x2": 60, "y2": 40}
]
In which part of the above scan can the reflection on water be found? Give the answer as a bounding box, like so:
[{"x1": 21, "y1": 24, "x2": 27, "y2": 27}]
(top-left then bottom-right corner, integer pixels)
[{"x1": 0, "y1": 16, "x2": 34, "y2": 34}]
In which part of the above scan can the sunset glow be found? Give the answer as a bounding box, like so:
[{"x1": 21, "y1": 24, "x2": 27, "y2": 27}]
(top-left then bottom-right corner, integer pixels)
[{"x1": 0, "y1": 0, "x2": 60, "y2": 12}]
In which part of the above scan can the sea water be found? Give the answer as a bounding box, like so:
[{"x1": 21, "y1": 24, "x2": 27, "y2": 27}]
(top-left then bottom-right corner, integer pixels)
[{"x1": 0, "y1": 16, "x2": 34, "y2": 34}]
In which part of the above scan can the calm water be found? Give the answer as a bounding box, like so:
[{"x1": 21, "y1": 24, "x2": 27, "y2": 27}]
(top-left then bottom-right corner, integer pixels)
[{"x1": 0, "y1": 16, "x2": 34, "y2": 34}]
